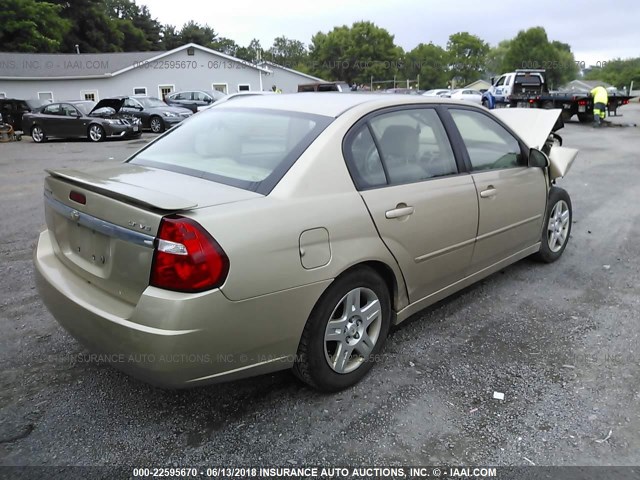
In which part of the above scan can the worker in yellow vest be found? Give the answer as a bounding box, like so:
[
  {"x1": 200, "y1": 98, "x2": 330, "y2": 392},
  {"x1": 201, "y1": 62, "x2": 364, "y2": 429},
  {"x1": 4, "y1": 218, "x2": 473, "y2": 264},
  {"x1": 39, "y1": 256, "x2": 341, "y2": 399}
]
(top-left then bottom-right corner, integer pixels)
[
  {"x1": 271, "y1": 85, "x2": 283, "y2": 94},
  {"x1": 590, "y1": 85, "x2": 608, "y2": 128}
]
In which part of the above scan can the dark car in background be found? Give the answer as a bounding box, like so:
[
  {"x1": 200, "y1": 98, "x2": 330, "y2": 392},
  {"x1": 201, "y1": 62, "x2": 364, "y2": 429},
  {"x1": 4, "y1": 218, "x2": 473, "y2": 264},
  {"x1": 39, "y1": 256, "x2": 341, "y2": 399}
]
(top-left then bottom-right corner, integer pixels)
[
  {"x1": 115, "y1": 96, "x2": 193, "y2": 132},
  {"x1": 297, "y1": 82, "x2": 352, "y2": 92},
  {"x1": 165, "y1": 90, "x2": 227, "y2": 113},
  {"x1": 22, "y1": 100, "x2": 141, "y2": 143},
  {"x1": 0, "y1": 98, "x2": 51, "y2": 132}
]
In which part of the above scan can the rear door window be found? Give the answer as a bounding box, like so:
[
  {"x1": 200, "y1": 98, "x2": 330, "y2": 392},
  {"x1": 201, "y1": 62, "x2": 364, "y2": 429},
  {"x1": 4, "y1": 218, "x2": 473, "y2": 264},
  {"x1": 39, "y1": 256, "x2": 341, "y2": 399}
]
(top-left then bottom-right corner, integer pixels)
[
  {"x1": 344, "y1": 108, "x2": 458, "y2": 189},
  {"x1": 42, "y1": 104, "x2": 62, "y2": 115}
]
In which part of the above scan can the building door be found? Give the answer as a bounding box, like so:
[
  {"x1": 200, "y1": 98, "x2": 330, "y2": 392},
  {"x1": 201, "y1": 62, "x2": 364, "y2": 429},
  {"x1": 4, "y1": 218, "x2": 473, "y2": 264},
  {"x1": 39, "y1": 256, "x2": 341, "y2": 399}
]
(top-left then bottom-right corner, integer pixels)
[{"x1": 158, "y1": 85, "x2": 174, "y2": 101}]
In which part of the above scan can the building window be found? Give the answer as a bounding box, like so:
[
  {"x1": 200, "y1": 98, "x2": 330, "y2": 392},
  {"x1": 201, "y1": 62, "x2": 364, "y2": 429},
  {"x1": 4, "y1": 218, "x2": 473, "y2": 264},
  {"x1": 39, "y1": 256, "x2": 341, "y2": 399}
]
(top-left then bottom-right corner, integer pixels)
[
  {"x1": 238, "y1": 84, "x2": 250, "y2": 92},
  {"x1": 81, "y1": 90, "x2": 98, "y2": 102},
  {"x1": 158, "y1": 85, "x2": 174, "y2": 100},
  {"x1": 187, "y1": 47, "x2": 195, "y2": 56},
  {"x1": 38, "y1": 92, "x2": 53, "y2": 102},
  {"x1": 133, "y1": 87, "x2": 147, "y2": 95},
  {"x1": 212, "y1": 83, "x2": 228, "y2": 94}
]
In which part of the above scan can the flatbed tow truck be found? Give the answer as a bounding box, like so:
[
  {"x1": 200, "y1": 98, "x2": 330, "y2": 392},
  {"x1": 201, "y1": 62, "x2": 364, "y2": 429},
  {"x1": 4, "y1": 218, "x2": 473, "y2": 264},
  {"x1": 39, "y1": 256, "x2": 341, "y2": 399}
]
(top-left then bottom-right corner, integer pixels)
[{"x1": 482, "y1": 69, "x2": 634, "y2": 122}]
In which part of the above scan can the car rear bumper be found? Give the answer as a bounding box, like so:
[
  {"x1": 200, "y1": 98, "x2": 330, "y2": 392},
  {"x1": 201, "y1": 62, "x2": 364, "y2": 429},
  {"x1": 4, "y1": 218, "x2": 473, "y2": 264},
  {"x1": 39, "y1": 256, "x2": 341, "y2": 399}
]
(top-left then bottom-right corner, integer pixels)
[{"x1": 34, "y1": 229, "x2": 330, "y2": 388}]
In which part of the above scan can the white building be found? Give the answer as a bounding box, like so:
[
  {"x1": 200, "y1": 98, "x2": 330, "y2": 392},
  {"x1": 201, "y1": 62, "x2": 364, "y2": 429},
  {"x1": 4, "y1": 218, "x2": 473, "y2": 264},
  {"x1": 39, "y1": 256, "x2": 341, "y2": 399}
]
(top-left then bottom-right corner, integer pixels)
[
  {"x1": 258, "y1": 60, "x2": 325, "y2": 93},
  {"x1": 0, "y1": 43, "x2": 322, "y2": 102}
]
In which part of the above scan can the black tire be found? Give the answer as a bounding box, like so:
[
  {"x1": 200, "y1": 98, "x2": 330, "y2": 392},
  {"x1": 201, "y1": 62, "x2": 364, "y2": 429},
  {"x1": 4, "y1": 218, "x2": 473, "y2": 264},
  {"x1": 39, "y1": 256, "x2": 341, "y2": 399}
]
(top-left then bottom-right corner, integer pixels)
[
  {"x1": 561, "y1": 110, "x2": 573, "y2": 122},
  {"x1": 577, "y1": 113, "x2": 592, "y2": 124},
  {"x1": 88, "y1": 124, "x2": 105, "y2": 142},
  {"x1": 31, "y1": 125, "x2": 47, "y2": 143},
  {"x1": 149, "y1": 116, "x2": 165, "y2": 133},
  {"x1": 293, "y1": 266, "x2": 392, "y2": 391},
  {"x1": 482, "y1": 99, "x2": 489, "y2": 108},
  {"x1": 534, "y1": 187, "x2": 572, "y2": 263}
]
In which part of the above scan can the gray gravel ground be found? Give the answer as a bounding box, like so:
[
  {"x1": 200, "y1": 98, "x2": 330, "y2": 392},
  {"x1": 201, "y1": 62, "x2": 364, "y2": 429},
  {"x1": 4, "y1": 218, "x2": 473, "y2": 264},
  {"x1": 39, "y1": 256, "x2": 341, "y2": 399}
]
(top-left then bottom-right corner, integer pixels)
[{"x1": 1, "y1": 107, "x2": 639, "y2": 472}]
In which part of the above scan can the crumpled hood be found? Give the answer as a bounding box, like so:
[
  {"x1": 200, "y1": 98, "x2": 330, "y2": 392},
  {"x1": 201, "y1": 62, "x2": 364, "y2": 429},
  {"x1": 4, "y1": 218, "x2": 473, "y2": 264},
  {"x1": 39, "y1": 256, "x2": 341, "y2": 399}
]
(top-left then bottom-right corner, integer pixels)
[
  {"x1": 492, "y1": 108, "x2": 578, "y2": 181},
  {"x1": 491, "y1": 108, "x2": 564, "y2": 149}
]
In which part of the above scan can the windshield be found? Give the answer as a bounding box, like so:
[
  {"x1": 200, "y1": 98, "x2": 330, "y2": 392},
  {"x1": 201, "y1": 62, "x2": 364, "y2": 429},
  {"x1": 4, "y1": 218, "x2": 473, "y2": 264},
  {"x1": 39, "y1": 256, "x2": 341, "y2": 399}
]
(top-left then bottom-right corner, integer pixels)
[
  {"x1": 206, "y1": 90, "x2": 227, "y2": 101},
  {"x1": 128, "y1": 108, "x2": 332, "y2": 193},
  {"x1": 136, "y1": 97, "x2": 167, "y2": 108},
  {"x1": 75, "y1": 102, "x2": 94, "y2": 115}
]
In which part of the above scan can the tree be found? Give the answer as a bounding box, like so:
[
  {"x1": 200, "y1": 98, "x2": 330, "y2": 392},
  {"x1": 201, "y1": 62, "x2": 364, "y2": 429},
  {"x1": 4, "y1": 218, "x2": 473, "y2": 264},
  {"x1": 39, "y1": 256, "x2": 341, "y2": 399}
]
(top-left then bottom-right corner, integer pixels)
[
  {"x1": 0, "y1": 0, "x2": 70, "y2": 52},
  {"x1": 446, "y1": 32, "x2": 489, "y2": 86},
  {"x1": 485, "y1": 40, "x2": 512, "y2": 78},
  {"x1": 47, "y1": 0, "x2": 124, "y2": 52},
  {"x1": 131, "y1": 5, "x2": 162, "y2": 49},
  {"x1": 212, "y1": 37, "x2": 239, "y2": 56},
  {"x1": 403, "y1": 42, "x2": 449, "y2": 89},
  {"x1": 584, "y1": 58, "x2": 640, "y2": 90},
  {"x1": 501, "y1": 27, "x2": 578, "y2": 88},
  {"x1": 309, "y1": 21, "x2": 402, "y2": 85},
  {"x1": 104, "y1": 0, "x2": 138, "y2": 20},
  {"x1": 265, "y1": 36, "x2": 308, "y2": 68},
  {"x1": 177, "y1": 21, "x2": 218, "y2": 48},
  {"x1": 235, "y1": 39, "x2": 263, "y2": 62},
  {"x1": 117, "y1": 18, "x2": 151, "y2": 51},
  {"x1": 160, "y1": 25, "x2": 181, "y2": 50}
]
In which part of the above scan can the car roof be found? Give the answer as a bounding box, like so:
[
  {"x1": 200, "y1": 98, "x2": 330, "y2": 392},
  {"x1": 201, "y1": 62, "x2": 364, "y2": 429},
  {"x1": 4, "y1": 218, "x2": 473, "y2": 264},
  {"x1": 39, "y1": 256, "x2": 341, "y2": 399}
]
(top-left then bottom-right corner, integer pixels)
[{"x1": 213, "y1": 92, "x2": 463, "y2": 117}]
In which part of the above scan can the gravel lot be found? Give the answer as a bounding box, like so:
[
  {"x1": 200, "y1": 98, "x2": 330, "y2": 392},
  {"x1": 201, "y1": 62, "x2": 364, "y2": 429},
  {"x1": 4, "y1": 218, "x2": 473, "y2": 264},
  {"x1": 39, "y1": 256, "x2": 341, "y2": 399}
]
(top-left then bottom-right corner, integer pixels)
[{"x1": 1, "y1": 106, "x2": 639, "y2": 471}]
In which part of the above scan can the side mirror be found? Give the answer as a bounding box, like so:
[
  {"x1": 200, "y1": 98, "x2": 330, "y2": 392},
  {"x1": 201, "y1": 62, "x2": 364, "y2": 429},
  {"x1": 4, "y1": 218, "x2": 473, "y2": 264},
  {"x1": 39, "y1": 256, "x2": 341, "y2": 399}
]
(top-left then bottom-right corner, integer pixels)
[
  {"x1": 529, "y1": 148, "x2": 550, "y2": 168},
  {"x1": 490, "y1": 77, "x2": 495, "y2": 86}
]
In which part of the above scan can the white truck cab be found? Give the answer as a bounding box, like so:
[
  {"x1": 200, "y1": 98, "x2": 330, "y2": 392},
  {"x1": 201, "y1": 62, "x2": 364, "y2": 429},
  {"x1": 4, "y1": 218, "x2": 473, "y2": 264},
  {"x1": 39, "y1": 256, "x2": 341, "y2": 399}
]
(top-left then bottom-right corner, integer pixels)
[{"x1": 483, "y1": 69, "x2": 546, "y2": 108}]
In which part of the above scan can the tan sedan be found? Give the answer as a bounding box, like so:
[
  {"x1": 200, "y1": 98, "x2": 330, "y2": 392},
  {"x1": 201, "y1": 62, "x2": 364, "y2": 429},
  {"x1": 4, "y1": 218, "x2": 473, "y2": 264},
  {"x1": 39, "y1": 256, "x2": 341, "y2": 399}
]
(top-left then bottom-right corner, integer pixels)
[{"x1": 34, "y1": 94, "x2": 577, "y2": 391}]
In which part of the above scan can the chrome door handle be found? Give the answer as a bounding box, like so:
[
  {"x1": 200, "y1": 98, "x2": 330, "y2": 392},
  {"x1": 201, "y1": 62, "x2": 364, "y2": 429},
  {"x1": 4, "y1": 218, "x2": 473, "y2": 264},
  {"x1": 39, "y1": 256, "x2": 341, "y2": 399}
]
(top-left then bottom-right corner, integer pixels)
[
  {"x1": 480, "y1": 187, "x2": 497, "y2": 198},
  {"x1": 385, "y1": 206, "x2": 415, "y2": 219}
]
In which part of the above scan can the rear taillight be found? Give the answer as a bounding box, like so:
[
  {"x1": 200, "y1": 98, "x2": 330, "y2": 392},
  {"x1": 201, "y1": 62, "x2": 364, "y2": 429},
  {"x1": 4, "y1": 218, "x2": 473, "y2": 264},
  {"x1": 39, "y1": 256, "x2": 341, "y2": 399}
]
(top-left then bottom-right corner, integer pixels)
[
  {"x1": 578, "y1": 100, "x2": 588, "y2": 106},
  {"x1": 150, "y1": 216, "x2": 229, "y2": 293}
]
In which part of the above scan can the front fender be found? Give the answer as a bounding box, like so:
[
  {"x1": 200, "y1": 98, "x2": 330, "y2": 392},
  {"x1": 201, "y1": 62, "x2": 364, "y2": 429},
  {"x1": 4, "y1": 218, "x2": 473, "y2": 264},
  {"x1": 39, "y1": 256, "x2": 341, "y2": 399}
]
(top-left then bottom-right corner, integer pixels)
[{"x1": 548, "y1": 146, "x2": 578, "y2": 181}]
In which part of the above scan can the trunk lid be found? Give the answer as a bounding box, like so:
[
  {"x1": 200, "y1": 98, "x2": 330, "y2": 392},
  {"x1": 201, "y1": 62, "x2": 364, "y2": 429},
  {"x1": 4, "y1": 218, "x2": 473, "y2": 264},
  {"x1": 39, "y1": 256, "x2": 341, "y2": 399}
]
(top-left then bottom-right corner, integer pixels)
[{"x1": 44, "y1": 163, "x2": 261, "y2": 304}]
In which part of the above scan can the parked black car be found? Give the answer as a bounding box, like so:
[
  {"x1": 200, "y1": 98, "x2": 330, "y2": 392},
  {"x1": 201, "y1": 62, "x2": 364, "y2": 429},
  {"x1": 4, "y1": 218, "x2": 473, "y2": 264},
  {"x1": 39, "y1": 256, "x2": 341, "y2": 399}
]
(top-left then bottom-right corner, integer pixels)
[
  {"x1": 0, "y1": 98, "x2": 51, "y2": 131},
  {"x1": 115, "y1": 96, "x2": 193, "y2": 132},
  {"x1": 22, "y1": 100, "x2": 142, "y2": 143},
  {"x1": 164, "y1": 90, "x2": 227, "y2": 113}
]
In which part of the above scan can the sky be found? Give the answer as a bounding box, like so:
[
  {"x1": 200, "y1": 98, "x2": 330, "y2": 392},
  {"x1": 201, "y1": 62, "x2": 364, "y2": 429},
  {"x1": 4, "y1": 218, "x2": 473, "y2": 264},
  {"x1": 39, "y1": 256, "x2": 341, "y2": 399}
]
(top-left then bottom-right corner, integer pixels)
[{"x1": 143, "y1": 0, "x2": 640, "y2": 67}]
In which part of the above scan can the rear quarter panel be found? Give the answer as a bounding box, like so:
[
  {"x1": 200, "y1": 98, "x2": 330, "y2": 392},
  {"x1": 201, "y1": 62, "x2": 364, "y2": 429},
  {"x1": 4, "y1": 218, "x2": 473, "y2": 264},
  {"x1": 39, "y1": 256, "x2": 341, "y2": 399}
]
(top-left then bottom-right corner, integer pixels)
[{"x1": 194, "y1": 114, "x2": 409, "y2": 310}]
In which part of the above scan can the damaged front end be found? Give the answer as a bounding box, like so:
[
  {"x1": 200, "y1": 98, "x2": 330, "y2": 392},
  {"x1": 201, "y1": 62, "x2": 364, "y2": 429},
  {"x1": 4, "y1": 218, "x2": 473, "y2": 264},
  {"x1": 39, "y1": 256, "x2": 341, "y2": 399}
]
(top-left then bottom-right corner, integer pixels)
[{"x1": 492, "y1": 108, "x2": 578, "y2": 182}]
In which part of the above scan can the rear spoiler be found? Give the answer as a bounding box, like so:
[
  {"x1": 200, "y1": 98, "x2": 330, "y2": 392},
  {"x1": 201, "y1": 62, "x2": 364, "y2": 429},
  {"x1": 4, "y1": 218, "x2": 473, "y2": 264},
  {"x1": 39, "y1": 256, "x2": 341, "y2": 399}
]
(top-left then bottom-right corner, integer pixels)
[{"x1": 46, "y1": 168, "x2": 198, "y2": 211}]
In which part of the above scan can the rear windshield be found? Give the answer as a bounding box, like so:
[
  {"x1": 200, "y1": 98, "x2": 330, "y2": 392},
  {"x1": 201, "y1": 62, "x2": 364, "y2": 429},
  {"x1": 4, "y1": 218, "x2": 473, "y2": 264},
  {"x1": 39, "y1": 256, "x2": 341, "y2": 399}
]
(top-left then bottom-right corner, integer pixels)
[
  {"x1": 128, "y1": 108, "x2": 332, "y2": 193},
  {"x1": 515, "y1": 74, "x2": 542, "y2": 85}
]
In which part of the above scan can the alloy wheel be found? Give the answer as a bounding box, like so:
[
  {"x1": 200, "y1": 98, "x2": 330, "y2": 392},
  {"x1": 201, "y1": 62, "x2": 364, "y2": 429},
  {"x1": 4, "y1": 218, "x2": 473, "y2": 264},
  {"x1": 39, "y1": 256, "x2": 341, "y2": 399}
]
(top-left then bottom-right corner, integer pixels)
[
  {"x1": 324, "y1": 287, "x2": 382, "y2": 374},
  {"x1": 547, "y1": 200, "x2": 570, "y2": 252},
  {"x1": 89, "y1": 125, "x2": 103, "y2": 142},
  {"x1": 150, "y1": 118, "x2": 162, "y2": 133},
  {"x1": 32, "y1": 126, "x2": 44, "y2": 142}
]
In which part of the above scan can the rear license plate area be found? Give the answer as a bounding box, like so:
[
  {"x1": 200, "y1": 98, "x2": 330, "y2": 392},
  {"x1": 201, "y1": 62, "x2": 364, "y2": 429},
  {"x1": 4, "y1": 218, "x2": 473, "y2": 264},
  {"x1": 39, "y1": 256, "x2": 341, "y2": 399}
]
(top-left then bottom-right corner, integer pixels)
[
  {"x1": 578, "y1": 105, "x2": 586, "y2": 112},
  {"x1": 57, "y1": 216, "x2": 111, "y2": 273}
]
